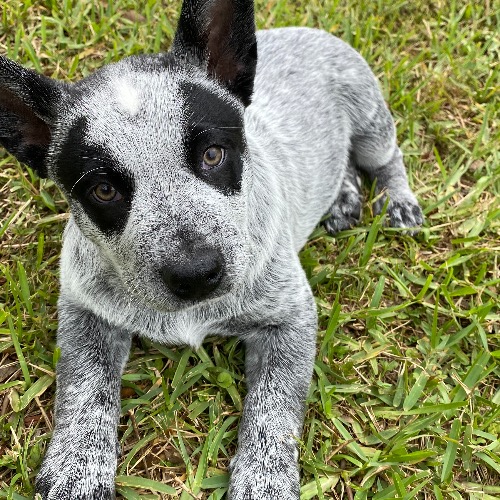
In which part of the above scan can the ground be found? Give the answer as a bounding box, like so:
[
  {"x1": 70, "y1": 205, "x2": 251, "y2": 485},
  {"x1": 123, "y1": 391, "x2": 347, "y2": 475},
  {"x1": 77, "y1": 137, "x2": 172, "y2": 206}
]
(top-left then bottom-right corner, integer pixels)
[{"x1": 0, "y1": 1, "x2": 498, "y2": 499}]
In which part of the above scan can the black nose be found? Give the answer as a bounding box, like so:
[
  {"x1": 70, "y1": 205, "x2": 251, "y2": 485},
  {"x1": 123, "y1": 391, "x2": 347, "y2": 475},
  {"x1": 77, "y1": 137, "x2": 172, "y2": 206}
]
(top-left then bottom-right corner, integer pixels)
[{"x1": 160, "y1": 247, "x2": 224, "y2": 300}]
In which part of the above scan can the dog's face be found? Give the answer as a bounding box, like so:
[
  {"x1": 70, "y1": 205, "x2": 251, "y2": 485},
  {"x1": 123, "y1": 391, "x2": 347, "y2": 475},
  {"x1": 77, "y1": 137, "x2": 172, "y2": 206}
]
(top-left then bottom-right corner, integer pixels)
[
  {"x1": 53, "y1": 58, "x2": 252, "y2": 311},
  {"x1": 0, "y1": 0, "x2": 258, "y2": 311}
]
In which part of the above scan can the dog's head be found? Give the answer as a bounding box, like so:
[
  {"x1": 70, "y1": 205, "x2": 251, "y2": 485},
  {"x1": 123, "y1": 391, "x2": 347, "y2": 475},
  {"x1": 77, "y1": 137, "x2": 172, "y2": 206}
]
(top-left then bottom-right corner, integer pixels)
[{"x1": 0, "y1": 0, "x2": 258, "y2": 311}]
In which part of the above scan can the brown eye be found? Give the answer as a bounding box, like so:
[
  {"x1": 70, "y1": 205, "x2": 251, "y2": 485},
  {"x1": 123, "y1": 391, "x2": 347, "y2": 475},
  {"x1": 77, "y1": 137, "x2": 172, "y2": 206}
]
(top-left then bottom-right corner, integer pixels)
[
  {"x1": 202, "y1": 146, "x2": 225, "y2": 169},
  {"x1": 92, "y1": 183, "x2": 122, "y2": 203}
]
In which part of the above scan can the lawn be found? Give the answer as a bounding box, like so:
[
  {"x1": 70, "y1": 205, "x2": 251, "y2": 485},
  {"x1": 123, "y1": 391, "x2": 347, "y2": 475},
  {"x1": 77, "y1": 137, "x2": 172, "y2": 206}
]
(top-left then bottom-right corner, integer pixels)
[{"x1": 0, "y1": 0, "x2": 498, "y2": 498}]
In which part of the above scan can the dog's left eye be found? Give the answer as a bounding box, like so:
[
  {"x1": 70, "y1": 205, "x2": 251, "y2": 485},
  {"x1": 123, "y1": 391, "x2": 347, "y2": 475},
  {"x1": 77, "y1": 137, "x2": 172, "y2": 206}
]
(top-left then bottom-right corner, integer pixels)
[
  {"x1": 91, "y1": 183, "x2": 122, "y2": 203},
  {"x1": 202, "y1": 146, "x2": 225, "y2": 169}
]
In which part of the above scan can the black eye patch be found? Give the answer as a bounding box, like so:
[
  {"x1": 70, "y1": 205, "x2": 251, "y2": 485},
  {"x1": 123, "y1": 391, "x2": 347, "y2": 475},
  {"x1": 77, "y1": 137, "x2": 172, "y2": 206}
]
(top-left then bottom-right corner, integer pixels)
[
  {"x1": 181, "y1": 83, "x2": 245, "y2": 194},
  {"x1": 54, "y1": 117, "x2": 133, "y2": 234}
]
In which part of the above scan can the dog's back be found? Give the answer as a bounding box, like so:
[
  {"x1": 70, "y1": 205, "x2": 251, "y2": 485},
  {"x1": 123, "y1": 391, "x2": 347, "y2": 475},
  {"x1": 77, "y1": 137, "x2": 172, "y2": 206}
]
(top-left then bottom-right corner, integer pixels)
[{"x1": 248, "y1": 27, "x2": 413, "y2": 250}]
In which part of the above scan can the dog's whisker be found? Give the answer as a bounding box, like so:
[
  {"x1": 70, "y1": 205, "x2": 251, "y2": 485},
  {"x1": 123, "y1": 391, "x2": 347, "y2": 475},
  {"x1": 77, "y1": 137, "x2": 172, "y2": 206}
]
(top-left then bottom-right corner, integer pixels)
[
  {"x1": 190, "y1": 125, "x2": 244, "y2": 141},
  {"x1": 69, "y1": 167, "x2": 107, "y2": 196},
  {"x1": 188, "y1": 113, "x2": 208, "y2": 132}
]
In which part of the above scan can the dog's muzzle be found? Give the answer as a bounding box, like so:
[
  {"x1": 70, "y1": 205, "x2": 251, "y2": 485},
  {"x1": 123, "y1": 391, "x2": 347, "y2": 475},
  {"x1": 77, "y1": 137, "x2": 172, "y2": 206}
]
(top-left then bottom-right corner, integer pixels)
[{"x1": 160, "y1": 247, "x2": 224, "y2": 301}]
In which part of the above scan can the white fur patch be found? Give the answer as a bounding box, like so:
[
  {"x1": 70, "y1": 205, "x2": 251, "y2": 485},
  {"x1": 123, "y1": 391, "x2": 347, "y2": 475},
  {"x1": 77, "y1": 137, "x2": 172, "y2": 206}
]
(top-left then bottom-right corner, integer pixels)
[{"x1": 115, "y1": 80, "x2": 140, "y2": 116}]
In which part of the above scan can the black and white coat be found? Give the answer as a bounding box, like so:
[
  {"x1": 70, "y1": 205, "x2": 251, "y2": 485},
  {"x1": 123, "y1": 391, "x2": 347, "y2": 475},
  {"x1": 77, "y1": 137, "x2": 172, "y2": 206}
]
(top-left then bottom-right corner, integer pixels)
[{"x1": 0, "y1": 0, "x2": 423, "y2": 498}]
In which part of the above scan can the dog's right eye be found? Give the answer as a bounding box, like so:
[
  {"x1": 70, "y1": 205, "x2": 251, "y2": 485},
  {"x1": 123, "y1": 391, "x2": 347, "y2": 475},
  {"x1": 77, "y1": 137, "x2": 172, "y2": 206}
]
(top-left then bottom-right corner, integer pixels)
[{"x1": 91, "y1": 183, "x2": 122, "y2": 203}]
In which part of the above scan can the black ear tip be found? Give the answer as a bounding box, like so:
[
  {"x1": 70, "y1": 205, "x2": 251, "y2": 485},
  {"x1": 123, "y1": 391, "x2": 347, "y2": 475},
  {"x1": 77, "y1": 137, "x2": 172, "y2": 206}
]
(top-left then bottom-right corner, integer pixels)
[{"x1": 173, "y1": 0, "x2": 258, "y2": 106}]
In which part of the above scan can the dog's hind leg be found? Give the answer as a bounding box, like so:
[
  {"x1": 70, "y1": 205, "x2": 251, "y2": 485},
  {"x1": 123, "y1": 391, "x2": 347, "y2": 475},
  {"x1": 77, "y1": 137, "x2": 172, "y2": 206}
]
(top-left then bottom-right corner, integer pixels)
[
  {"x1": 324, "y1": 157, "x2": 362, "y2": 235},
  {"x1": 351, "y1": 99, "x2": 423, "y2": 231}
]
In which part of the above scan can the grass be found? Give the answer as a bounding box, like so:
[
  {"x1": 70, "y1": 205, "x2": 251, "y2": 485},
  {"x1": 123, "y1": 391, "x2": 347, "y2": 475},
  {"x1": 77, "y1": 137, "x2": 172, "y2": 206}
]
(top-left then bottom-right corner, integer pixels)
[{"x1": 0, "y1": 0, "x2": 498, "y2": 498}]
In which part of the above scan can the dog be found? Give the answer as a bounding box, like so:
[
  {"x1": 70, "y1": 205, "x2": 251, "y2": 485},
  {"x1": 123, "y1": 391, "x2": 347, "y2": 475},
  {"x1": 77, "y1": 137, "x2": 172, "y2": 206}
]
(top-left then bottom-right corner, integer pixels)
[{"x1": 0, "y1": 0, "x2": 423, "y2": 498}]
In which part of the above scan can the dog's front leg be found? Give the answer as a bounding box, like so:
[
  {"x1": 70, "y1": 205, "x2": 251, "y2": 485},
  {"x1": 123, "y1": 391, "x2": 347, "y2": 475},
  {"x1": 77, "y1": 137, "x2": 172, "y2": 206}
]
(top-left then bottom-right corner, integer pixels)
[
  {"x1": 36, "y1": 298, "x2": 132, "y2": 500},
  {"x1": 230, "y1": 297, "x2": 317, "y2": 499}
]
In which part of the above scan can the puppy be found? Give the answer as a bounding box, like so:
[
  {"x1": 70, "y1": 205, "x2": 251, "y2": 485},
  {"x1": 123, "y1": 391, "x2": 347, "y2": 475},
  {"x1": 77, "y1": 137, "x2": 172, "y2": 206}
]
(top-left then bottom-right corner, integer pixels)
[{"x1": 0, "y1": 0, "x2": 423, "y2": 498}]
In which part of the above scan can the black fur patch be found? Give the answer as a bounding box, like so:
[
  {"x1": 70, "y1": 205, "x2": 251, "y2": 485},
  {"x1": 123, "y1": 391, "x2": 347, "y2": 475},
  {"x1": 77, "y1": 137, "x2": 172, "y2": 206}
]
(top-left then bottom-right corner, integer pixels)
[
  {"x1": 0, "y1": 56, "x2": 64, "y2": 177},
  {"x1": 182, "y1": 83, "x2": 245, "y2": 194},
  {"x1": 55, "y1": 117, "x2": 133, "y2": 234}
]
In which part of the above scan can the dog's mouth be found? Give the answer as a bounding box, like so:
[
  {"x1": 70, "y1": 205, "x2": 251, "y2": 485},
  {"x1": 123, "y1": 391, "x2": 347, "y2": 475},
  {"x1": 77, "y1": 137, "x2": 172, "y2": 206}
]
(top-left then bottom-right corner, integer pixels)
[
  {"x1": 121, "y1": 272, "x2": 235, "y2": 314},
  {"x1": 116, "y1": 237, "x2": 251, "y2": 314}
]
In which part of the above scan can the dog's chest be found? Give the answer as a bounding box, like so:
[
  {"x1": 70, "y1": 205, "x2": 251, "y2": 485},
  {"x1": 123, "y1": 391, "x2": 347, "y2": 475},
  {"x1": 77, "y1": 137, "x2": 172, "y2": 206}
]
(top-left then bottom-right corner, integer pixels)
[
  {"x1": 139, "y1": 311, "x2": 216, "y2": 348},
  {"x1": 64, "y1": 278, "x2": 220, "y2": 348}
]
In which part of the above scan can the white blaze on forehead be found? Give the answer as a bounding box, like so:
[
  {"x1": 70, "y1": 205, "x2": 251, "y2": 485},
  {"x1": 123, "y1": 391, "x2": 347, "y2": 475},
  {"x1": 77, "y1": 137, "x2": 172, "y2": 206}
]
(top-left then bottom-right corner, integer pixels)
[{"x1": 115, "y1": 79, "x2": 141, "y2": 116}]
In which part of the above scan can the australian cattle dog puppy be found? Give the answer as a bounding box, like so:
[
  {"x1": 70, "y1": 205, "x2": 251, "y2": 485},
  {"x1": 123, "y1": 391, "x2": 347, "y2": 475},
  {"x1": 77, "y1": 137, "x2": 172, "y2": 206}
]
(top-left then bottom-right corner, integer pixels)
[{"x1": 0, "y1": 0, "x2": 423, "y2": 498}]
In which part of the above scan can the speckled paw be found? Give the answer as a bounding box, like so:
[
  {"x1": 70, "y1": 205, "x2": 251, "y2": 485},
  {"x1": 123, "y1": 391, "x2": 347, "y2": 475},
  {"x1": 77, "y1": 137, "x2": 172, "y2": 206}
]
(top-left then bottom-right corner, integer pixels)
[{"x1": 324, "y1": 189, "x2": 362, "y2": 235}]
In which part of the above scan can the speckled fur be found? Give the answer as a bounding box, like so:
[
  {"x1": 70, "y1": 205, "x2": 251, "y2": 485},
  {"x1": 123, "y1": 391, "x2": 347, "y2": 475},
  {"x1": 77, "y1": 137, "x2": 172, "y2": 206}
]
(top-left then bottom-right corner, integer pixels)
[{"x1": 0, "y1": 1, "x2": 423, "y2": 498}]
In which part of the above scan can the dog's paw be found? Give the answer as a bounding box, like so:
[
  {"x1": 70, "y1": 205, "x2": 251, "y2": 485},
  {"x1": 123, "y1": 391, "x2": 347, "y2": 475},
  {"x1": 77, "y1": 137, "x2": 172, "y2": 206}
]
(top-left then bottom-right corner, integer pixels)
[
  {"x1": 36, "y1": 465, "x2": 115, "y2": 500},
  {"x1": 387, "y1": 199, "x2": 424, "y2": 230},
  {"x1": 35, "y1": 439, "x2": 117, "y2": 500},
  {"x1": 375, "y1": 191, "x2": 424, "y2": 234},
  {"x1": 324, "y1": 188, "x2": 362, "y2": 235},
  {"x1": 229, "y1": 449, "x2": 299, "y2": 500},
  {"x1": 36, "y1": 477, "x2": 114, "y2": 500}
]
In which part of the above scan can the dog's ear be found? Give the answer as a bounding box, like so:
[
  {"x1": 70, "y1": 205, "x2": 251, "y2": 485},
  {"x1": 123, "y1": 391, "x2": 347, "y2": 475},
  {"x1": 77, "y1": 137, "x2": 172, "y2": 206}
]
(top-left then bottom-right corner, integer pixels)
[
  {"x1": 172, "y1": 0, "x2": 257, "y2": 106},
  {"x1": 0, "y1": 56, "x2": 67, "y2": 177}
]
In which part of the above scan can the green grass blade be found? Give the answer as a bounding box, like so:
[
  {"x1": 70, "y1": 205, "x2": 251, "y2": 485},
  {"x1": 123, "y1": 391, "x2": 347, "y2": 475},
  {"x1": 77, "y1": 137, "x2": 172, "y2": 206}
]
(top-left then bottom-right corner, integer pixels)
[
  {"x1": 403, "y1": 370, "x2": 430, "y2": 411},
  {"x1": 18, "y1": 374, "x2": 55, "y2": 411},
  {"x1": 441, "y1": 418, "x2": 462, "y2": 483},
  {"x1": 7, "y1": 313, "x2": 32, "y2": 387},
  {"x1": 115, "y1": 475, "x2": 176, "y2": 495}
]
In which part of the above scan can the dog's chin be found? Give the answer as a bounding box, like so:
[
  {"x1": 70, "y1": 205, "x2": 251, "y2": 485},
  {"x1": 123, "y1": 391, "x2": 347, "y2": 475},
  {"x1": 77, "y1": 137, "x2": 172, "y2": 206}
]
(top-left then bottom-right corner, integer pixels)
[{"x1": 127, "y1": 282, "x2": 235, "y2": 314}]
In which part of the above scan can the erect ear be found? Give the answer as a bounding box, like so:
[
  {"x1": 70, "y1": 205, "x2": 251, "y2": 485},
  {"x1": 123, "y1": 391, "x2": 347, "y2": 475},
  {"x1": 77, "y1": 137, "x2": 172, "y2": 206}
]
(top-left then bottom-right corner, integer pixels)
[
  {"x1": 172, "y1": 0, "x2": 257, "y2": 107},
  {"x1": 0, "y1": 56, "x2": 67, "y2": 177}
]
